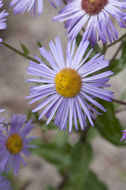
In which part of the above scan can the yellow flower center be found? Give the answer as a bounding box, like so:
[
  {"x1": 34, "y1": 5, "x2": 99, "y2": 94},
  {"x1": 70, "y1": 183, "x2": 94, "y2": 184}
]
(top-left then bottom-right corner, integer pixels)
[
  {"x1": 55, "y1": 68, "x2": 82, "y2": 98},
  {"x1": 81, "y1": 0, "x2": 108, "y2": 15},
  {"x1": 6, "y1": 134, "x2": 23, "y2": 155}
]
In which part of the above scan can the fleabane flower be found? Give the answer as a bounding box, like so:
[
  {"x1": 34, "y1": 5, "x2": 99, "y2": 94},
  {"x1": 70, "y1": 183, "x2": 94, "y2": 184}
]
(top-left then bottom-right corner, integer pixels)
[
  {"x1": 0, "y1": 175, "x2": 11, "y2": 190},
  {"x1": 9, "y1": 0, "x2": 63, "y2": 16},
  {"x1": 0, "y1": 108, "x2": 5, "y2": 128},
  {"x1": 26, "y1": 37, "x2": 113, "y2": 132},
  {"x1": 0, "y1": 0, "x2": 8, "y2": 43},
  {"x1": 53, "y1": 0, "x2": 126, "y2": 45},
  {"x1": 121, "y1": 130, "x2": 126, "y2": 142},
  {"x1": 0, "y1": 114, "x2": 35, "y2": 175}
]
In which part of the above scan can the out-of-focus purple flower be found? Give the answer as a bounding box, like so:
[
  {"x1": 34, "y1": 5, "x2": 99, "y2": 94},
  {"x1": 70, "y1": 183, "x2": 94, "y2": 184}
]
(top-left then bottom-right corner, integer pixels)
[
  {"x1": 0, "y1": 0, "x2": 8, "y2": 42},
  {"x1": 0, "y1": 108, "x2": 5, "y2": 128},
  {"x1": 26, "y1": 37, "x2": 113, "y2": 132},
  {"x1": 121, "y1": 130, "x2": 126, "y2": 142},
  {"x1": 53, "y1": 0, "x2": 126, "y2": 46},
  {"x1": 0, "y1": 114, "x2": 36, "y2": 175},
  {"x1": 0, "y1": 175, "x2": 11, "y2": 190},
  {"x1": 49, "y1": 0, "x2": 63, "y2": 8},
  {"x1": 10, "y1": 0, "x2": 43, "y2": 16},
  {"x1": 9, "y1": 0, "x2": 63, "y2": 16}
]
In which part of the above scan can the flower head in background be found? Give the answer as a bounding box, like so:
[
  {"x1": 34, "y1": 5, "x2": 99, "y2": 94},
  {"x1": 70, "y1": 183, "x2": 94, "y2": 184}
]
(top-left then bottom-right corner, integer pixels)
[
  {"x1": 0, "y1": 175, "x2": 11, "y2": 190},
  {"x1": 0, "y1": 0, "x2": 8, "y2": 43},
  {"x1": 0, "y1": 114, "x2": 35, "y2": 175},
  {"x1": 121, "y1": 130, "x2": 126, "y2": 142},
  {"x1": 0, "y1": 108, "x2": 5, "y2": 128},
  {"x1": 10, "y1": 0, "x2": 63, "y2": 16},
  {"x1": 53, "y1": 0, "x2": 126, "y2": 45},
  {"x1": 27, "y1": 37, "x2": 113, "y2": 132}
]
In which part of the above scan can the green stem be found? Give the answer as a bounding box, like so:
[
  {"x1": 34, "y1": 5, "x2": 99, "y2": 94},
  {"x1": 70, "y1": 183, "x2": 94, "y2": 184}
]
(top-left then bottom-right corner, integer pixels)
[
  {"x1": 112, "y1": 98, "x2": 126, "y2": 106},
  {"x1": 110, "y1": 43, "x2": 122, "y2": 63},
  {"x1": 80, "y1": 124, "x2": 90, "y2": 142},
  {"x1": 2, "y1": 41, "x2": 39, "y2": 63},
  {"x1": 102, "y1": 44, "x2": 107, "y2": 54},
  {"x1": 107, "y1": 33, "x2": 126, "y2": 48}
]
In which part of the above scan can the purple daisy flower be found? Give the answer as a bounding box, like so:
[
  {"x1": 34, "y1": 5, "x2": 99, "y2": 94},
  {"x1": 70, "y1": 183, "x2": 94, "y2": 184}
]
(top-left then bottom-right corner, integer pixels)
[
  {"x1": 0, "y1": 114, "x2": 35, "y2": 175},
  {"x1": 0, "y1": 0, "x2": 8, "y2": 43},
  {"x1": 9, "y1": 0, "x2": 63, "y2": 16},
  {"x1": 53, "y1": 0, "x2": 126, "y2": 45},
  {"x1": 26, "y1": 37, "x2": 113, "y2": 132},
  {"x1": 0, "y1": 108, "x2": 5, "y2": 128},
  {"x1": 121, "y1": 130, "x2": 126, "y2": 142},
  {"x1": 0, "y1": 175, "x2": 11, "y2": 190}
]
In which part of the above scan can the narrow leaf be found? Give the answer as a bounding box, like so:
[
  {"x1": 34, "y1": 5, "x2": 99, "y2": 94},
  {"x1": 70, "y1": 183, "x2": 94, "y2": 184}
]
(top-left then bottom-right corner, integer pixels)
[{"x1": 21, "y1": 43, "x2": 29, "y2": 56}]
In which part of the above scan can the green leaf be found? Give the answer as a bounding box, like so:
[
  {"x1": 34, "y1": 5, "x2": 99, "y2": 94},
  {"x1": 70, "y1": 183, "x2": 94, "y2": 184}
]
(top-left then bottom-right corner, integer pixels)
[
  {"x1": 37, "y1": 41, "x2": 42, "y2": 47},
  {"x1": 76, "y1": 34, "x2": 82, "y2": 46},
  {"x1": 31, "y1": 130, "x2": 71, "y2": 174},
  {"x1": 45, "y1": 171, "x2": 107, "y2": 190},
  {"x1": 26, "y1": 110, "x2": 59, "y2": 131},
  {"x1": 76, "y1": 34, "x2": 101, "y2": 56},
  {"x1": 110, "y1": 41, "x2": 126, "y2": 75},
  {"x1": 27, "y1": 110, "x2": 33, "y2": 120},
  {"x1": 21, "y1": 43, "x2": 29, "y2": 56},
  {"x1": 83, "y1": 170, "x2": 107, "y2": 190},
  {"x1": 95, "y1": 101, "x2": 125, "y2": 146},
  {"x1": 63, "y1": 142, "x2": 93, "y2": 190},
  {"x1": 41, "y1": 122, "x2": 58, "y2": 131}
]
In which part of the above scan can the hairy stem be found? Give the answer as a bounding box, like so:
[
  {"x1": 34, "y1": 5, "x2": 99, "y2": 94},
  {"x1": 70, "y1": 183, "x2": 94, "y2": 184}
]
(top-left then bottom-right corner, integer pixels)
[
  {"x1": 107, "y1": 33, "x2": 126, "y2": 48},
  {"x1": 80, "y1": 124, "x2": 90, "y2": 142},
  {"x1": 102, "y1": 44, "x2": 107, "y2": 54},
  {"x1": 110, "y1": 43, "x2": 122, "y2": 62},
  {"x1": 112, "y1": 98, "x2": 126, "y2": 106},
  {"x1": 2, "y1": 41, "x2": 39, "y2": 63}
]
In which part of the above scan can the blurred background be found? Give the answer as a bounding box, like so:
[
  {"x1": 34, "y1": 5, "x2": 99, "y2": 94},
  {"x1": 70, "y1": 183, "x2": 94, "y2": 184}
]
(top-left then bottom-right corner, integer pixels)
[{"x1": 0, "y1": 1, "x2": 126, "y2": 189}]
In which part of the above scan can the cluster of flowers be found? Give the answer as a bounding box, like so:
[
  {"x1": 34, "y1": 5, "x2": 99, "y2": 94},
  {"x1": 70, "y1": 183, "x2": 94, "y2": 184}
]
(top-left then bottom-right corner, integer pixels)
[{"x1": 1, "y1": 0, "x2": 126, "y2": 188}]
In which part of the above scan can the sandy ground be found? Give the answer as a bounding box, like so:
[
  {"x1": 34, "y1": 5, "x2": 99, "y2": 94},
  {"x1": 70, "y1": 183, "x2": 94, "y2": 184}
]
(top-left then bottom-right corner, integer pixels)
[{"x1": 0, "y1": 1, "x2": 126, "y2": 189}]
